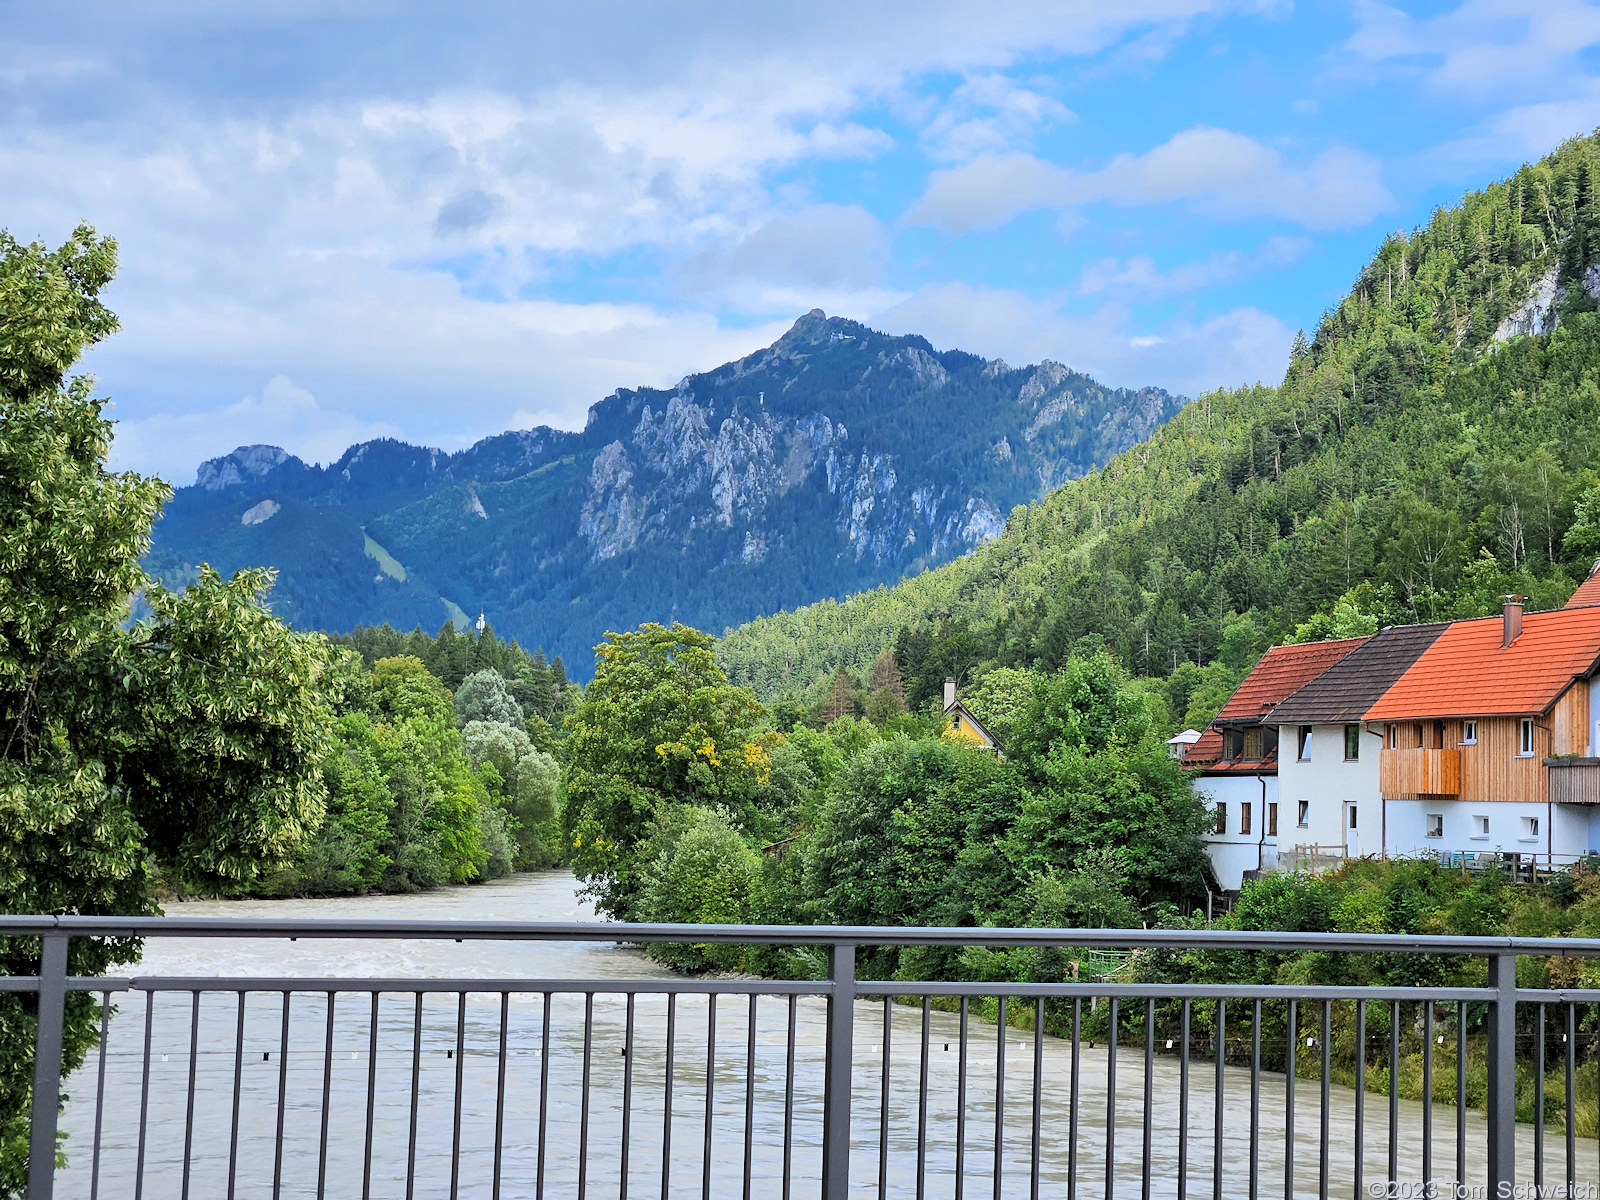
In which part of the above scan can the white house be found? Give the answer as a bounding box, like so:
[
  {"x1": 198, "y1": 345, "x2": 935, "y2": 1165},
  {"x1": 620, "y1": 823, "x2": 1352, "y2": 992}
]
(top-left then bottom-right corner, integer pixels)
[
  {"x1": 1267, "y1": 622, "x2": 1448, "y2": 868},
  {"x1": 1184, "y1": 638, "x2": 1367, "y2": 893}
]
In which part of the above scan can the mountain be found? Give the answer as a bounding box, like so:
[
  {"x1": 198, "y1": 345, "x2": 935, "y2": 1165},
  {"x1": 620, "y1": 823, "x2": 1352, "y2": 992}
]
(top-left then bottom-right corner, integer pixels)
[
  {"x1": 144, "y1": 311, "x2": 1181, "y2": 674},
  {"x1": 718, "y1": 133, "x2": 1600, "y2": 703}
]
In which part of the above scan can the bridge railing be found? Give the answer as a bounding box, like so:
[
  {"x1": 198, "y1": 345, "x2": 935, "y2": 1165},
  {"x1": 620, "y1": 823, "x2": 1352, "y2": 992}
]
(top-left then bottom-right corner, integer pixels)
[{"x1": 10, "y1": 917, "x2": 1600, "y2": 1199}]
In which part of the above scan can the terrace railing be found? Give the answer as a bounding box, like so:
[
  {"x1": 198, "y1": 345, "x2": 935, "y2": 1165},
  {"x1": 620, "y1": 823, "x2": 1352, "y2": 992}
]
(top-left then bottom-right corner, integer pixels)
[{"x1": 11, "y1": 917, "x2": 1600, "y2": 1198}]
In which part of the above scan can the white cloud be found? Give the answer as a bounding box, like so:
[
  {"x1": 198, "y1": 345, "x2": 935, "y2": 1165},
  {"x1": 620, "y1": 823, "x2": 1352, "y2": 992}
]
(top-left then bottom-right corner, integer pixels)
[
  {"x1": 1346, "y1": 0, "x2": 1600, "y2": 97},
  {"x1": 873, "y1": 282, "x2": 1294, "y2": 397},
  {"x1": 1078, "y1": 235, "x2": 1309, "y2": 296},
  {"x1": 1425, "y1": 80, "x2": 1600, "y2": 167},
  {"x1": 908, "y1": 128, "x2": 1392, "y2": 232},
  {"x1": 109, "y1": 376, "x2": 402, "y2": 484},
  {"x1": 919, "y1": 73, "x2": 1075, "y2": 161},
  {"x1": 6, "y1": 0, "x2": 1294, "y2": 477}
]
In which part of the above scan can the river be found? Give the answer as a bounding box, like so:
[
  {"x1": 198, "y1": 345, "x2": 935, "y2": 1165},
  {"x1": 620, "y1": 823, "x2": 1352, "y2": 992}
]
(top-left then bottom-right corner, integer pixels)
[{"x1": 53, "y1": 871, "x2": 1592, "y2": 1198}]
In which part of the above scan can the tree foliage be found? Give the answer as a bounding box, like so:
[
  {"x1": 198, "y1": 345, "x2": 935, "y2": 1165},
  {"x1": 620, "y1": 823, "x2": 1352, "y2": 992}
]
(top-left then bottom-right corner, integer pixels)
[
  {"x1": 562, "y1": 623, "x2": 770, "y2": 918},
  {"x1": 0, "y1": 226, "x2": 332, "y2": 1189}
]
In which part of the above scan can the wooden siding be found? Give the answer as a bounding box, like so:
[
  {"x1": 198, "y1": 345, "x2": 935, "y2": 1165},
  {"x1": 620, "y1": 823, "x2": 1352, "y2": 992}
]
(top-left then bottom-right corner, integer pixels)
[
  {"x1": 1379, "y1": 715, "x2": 1553, "y2": 802},
  {"x1": 1458, "y1": 716, "x2": 1547, "y2": 803},
  {"x1": 1547, "y1": 760, "x2": 1600, "y2": 804},
  {"x1": 1552, "y1": 683, "x2": 1590, "y2": 756},
  {"x1": 1379, "y1": 747, "x2": 1461, "y2": 796}
]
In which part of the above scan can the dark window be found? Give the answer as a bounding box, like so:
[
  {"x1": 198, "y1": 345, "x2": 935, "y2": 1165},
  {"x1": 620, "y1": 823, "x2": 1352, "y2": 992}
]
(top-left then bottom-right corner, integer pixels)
[
  {"x1": 1240, "y1": 802, "x2": 1252, "y2": 836},
  {"x1": 1344, "y1": 725, "x2": 1360, "y2": 760},
  {"x1": 1348, "y1": 805, "x2": 1358, "y2": 830},
  {"x1": 1268, "y1": 803, "x2": 1278, "y2": 837},
  {"x1": 1214, "y1": 804, "x2": 1227, "y2": 836},
  {"x1": 1297, "y1": 800, "x2": 1309, "y2": 827},
  {"x1": 1297, "y1": 726, "x2": 1312, "y2": 760},
  {"x1": 1520, "y1": 719, "x2": 1535, "y2": 756}
]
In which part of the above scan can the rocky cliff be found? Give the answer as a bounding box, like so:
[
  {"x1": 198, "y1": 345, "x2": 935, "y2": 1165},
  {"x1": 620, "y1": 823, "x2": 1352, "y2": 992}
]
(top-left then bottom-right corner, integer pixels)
[{"x1": 145, "y1": 311, "x2": 1181, "y2": 675}]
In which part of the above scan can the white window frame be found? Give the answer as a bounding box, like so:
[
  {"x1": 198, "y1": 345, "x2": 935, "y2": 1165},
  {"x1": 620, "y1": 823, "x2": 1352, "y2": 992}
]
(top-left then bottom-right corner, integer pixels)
[
  {"x1": 1522, "y1": 815, "x2": 1541, "y2": 842},
  {"x1": 1387, "y1": 724, "x2": 1397, "y2": 749},
  {"x1": 1519, "y1": 719, "x2": 1536, "y2": 757},
  {"x1": 1472, "y1": 814, "x2": 1490, "y2": 840},
  {"x1": 1462, "y1": 720, "x2": 1477, "y2": 745},
  {"x1": 1347, "y1": 805, "x2": 1358, "y2": 831},
  {"x1": 1425, "y1": 813, "x2": 1443, "y2": 838},
  {"x1": 1297, "y1": 726, "x2": 1312, "y2": 761},
  {"x1": 1297, "y1": 800, "x2": 1309, "y2": 828}
]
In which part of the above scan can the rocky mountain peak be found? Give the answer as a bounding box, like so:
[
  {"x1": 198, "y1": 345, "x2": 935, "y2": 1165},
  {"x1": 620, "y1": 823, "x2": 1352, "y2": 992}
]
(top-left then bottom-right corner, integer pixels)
[{"x1": 195, "y1": 444, "x2": 301, "y2": 491}]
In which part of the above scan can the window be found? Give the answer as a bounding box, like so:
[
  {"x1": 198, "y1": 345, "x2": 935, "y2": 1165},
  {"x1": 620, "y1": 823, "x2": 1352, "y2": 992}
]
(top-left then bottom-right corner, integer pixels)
[
  {"x1": 1519, "y1": 719, "x2": 1536, "y2": 757},
  {"x1": 1413, "y1": 724, "x2": 1424, "y2": 747},
  {"x1": 1348, "y1": 805, "x2": 1358, "y2": 831},
  {"x1": 1297, "y1": 726, "x2": 1312, "y2": 761},
  {"x1": 1213, "y1": 804, "x2": 1227, "y2": 836},
  {"x1": 1387, "y1": 724, "x2": 1397, "y2": 749},
  {"x1": 1426, "y1": 813, "x2": 1444, "y2": 838},
  {"x1": 1522, "y1": 816, "x2": 1541, "y2": 841},
  {"x1": 1472, "y1": 814, "x2": 1490, "y2": 840},
  {"x1": 1243, "y1": 728, "x2": 1264, "y2": 760},
  {"x1": 1297, "y1": 800, "x2": 1309, "y2": 827},
  {"x1": 1462, "y1": 721, "x2": 1477, "y2": 745},
  {"x1": 1344, "y1": 725, "x2": 1360, "y2": 761},
  {"x1": 1240, "y1": 802, "x2": 1252, "y2": 836},
  {"x1": 1268, "y1": 803, "x2": 1278, "y2": 837},
  {"x1": 951, "y1": 713, "x2": 960, "y2": 730}
]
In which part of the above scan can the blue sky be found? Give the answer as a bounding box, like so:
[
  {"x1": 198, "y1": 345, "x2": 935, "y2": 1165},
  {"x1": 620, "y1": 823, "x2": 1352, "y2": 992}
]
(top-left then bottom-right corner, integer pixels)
[{"x1": 8, "y1": 1, "x2": 1600, "y2": 482}]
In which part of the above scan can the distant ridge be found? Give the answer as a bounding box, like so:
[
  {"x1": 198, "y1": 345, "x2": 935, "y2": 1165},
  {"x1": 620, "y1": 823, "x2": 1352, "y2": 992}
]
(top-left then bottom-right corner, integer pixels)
[{"x1": 145, "y1": 312, "x2": 1182, "y2": 675}]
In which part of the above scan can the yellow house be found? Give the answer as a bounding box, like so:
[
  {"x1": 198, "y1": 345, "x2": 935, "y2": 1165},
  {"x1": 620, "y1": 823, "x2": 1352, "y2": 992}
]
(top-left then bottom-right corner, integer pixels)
[{"x1": 942, "y1": 677, "x2": 1002, "y2": 753}]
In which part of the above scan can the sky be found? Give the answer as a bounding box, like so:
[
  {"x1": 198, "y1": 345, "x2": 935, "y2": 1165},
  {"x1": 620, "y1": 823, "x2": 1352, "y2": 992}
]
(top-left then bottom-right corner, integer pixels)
[{"x1": 8, "y1": 1, "x2": 1600, "y2": 484}]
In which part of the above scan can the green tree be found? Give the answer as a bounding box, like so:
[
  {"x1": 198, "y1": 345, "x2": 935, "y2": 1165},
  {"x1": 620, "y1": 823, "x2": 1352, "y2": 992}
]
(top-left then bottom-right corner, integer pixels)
[
  {"x1": 460, "y1": 720, "x2": 560, "y2": 865},
  {"x1": 453, "y1": 668, "x2": 523, "y2": 729},
  {"x1": 0, "y1": 226, "x2": 332, "y2": 1189},
  {"x1": 562, "y1": 624, "x2": 769, "y2": 918}
]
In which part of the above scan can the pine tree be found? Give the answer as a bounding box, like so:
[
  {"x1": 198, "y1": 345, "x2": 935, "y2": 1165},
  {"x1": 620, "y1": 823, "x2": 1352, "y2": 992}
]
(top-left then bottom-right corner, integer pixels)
[
  {"x1": 867, "y1": 649, "x2": 906, "y2": 707},
  {"x1": 817, "y1": 669, "x2": 858, "y2": 724}
]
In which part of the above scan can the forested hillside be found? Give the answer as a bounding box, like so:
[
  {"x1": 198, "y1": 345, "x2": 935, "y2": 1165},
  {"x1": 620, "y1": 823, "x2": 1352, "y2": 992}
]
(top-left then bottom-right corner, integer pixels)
[
  {"x1": 720, "y1": 133, "x2": 1600, "y2": 709},
  {"x1": 145, "y1": 313, "x2": 1179, "y2": 675}
]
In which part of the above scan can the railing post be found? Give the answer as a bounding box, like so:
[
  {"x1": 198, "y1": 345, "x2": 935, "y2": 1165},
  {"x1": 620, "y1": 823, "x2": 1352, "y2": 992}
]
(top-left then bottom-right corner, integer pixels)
[
  {"x1": 27, "y1": 932, "x2": 69, "y2": 1200},
  {"x1": 1486, "y1": 951, "x2": 1517, "y2": 1194},
  {"x1": 821, "y1": 942, "x2": 855, "y2": 1200}
]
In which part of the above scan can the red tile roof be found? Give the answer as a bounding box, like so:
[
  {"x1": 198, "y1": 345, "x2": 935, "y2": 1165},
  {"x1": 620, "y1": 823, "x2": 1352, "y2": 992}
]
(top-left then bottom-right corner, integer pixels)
[
  {"x1": 1365, "y1": 606, "x2": 1600, "y2": 721},
  {"x1": 1213, "y1": 638, "x2": 1369, "y2": 724},
  {"x1": 1183, "y1": 727, "x2": 1279, "y2": 774},
  {"x1": 1567, "y1": 563, "x2": 1600, "y2": 610}
]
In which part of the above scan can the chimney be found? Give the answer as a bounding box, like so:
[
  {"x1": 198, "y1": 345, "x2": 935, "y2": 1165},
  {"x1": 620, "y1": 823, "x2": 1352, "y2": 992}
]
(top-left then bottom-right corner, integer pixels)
[
  {"x1": 1502, "y1": 595, "x2": 1524, "y2": 647},
  {"x1": 943, "y1": 677, "x2": 957, "y2": 710}
]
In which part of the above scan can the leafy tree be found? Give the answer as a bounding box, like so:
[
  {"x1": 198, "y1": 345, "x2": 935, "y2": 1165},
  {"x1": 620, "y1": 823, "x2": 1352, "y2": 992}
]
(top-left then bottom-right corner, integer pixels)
[
  {"x1": 562, "y1": 623, "x2": 769, "y2": 918},
  {"x1": 636, "y1": 806, "x2": 758, "y2": 970},
  {"x1": 0, "y1": 226, "x2": 332, "y2": 1189},
  {"x1": 460, "y1": 720, "x2": 560, "y2": 865},
  {"x1": 454, "y1": 668, "x2": 523, "y2": 729}
]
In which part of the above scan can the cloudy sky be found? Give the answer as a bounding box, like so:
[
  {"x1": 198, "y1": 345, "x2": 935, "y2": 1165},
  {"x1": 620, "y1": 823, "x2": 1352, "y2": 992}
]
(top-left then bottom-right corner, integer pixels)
[{"x1": 8, "y1": 1, "x2": 1600, "y2": 482}]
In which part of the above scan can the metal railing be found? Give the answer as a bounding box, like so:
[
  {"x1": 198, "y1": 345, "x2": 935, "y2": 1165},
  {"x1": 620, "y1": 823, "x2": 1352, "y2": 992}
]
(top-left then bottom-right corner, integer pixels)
[{"x1": 12, "y1": 917, "x2": 1600, "y2": 1198}]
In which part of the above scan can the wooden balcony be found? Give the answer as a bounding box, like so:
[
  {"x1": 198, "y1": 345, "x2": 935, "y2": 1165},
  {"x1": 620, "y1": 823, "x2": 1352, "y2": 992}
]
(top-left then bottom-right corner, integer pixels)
[
  {"x1": 1379, "y1": 747, "x2": 1461, "y2": 796},
  {"x1": 1546, "y1": 757, "x2": 1600, "y2": 804}
]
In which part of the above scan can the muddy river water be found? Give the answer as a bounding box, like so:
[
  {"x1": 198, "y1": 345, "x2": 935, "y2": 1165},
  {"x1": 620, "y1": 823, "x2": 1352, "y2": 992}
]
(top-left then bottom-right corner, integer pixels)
[{"x1": 53, "y1": 871, "x2": 1589, "y2": 1198}]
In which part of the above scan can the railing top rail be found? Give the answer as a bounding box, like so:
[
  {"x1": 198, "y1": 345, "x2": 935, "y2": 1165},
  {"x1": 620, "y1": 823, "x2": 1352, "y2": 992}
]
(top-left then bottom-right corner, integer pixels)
[{"x1": 5, "y1": 914, "x2": 1600, "y2": 956}]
